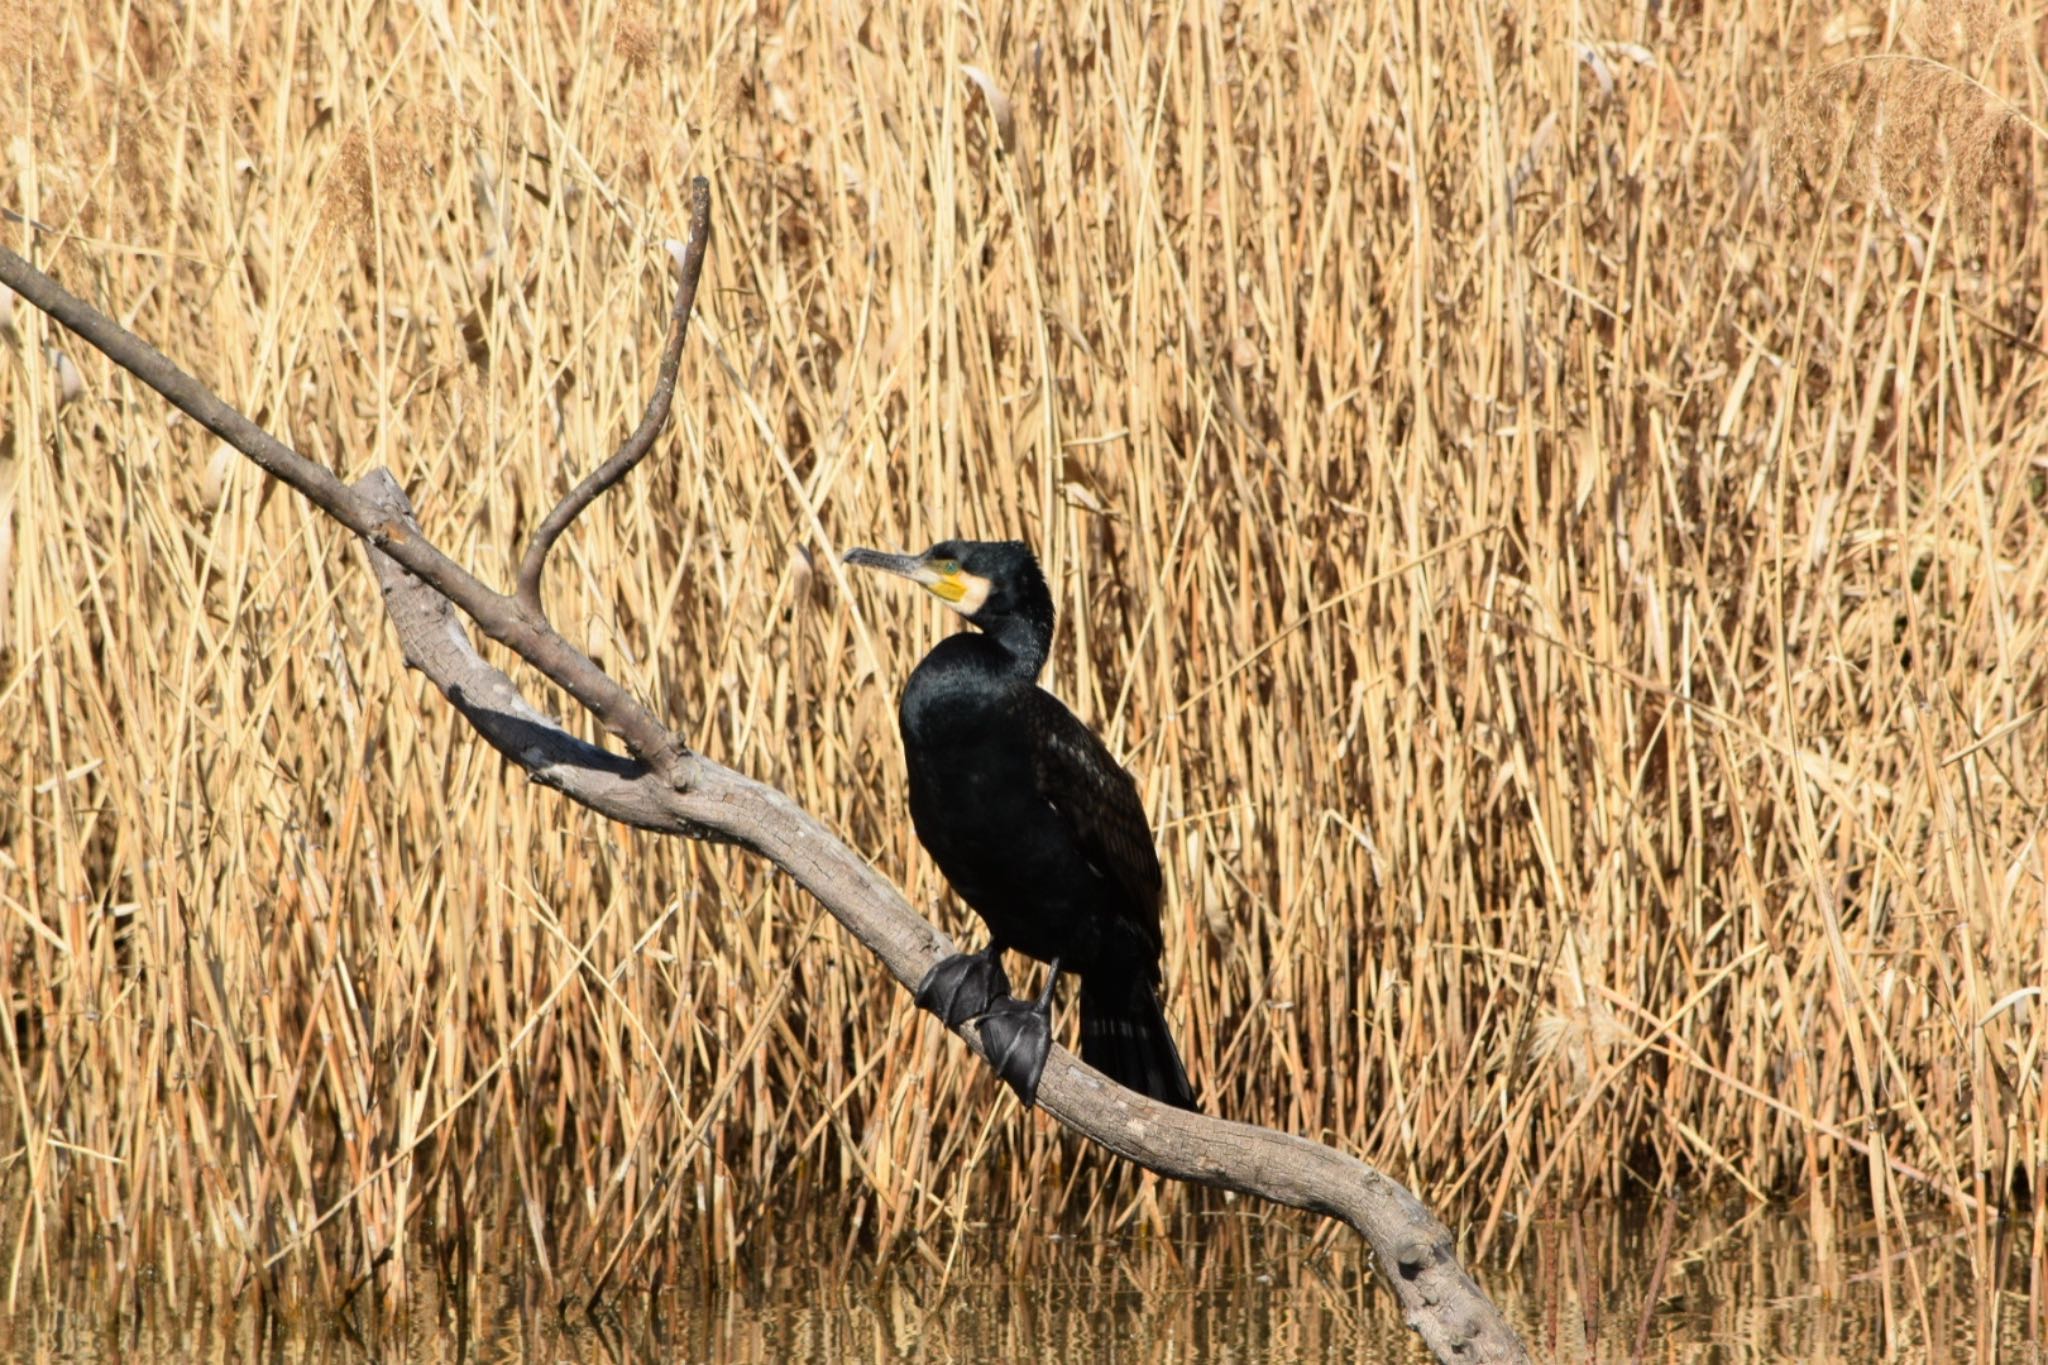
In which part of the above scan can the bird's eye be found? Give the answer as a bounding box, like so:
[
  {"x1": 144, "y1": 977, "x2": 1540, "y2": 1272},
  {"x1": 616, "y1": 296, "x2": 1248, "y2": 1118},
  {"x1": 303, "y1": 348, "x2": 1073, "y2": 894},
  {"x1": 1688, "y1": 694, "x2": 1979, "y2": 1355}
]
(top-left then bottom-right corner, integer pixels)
[{"x1": 932, "y1": 558, "x2": 961, "y2": 575}]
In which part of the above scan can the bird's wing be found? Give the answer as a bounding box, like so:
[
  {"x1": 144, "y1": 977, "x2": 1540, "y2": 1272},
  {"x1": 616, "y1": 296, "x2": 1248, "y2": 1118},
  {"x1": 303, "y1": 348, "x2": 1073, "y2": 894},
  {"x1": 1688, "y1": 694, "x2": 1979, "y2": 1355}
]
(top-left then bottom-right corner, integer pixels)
[{"x1": 1020, "y1": 687, "x2": 1165, "y2": 943}]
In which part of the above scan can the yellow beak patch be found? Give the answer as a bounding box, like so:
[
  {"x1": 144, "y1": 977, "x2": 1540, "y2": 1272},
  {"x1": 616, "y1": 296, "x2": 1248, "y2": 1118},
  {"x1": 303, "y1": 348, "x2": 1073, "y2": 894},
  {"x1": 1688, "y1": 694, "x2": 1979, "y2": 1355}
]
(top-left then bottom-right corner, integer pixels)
[{"x1": 929, "y1": 570, "x2": 993, "y2": 615}]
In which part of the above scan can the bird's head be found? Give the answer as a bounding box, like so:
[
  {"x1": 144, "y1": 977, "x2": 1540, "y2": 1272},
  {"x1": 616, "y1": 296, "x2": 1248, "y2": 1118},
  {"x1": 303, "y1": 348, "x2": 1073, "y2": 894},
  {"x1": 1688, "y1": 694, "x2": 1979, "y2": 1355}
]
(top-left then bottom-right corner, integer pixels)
[{"x1": 842, "y1": 539, "x2": 1054, "y2": 640}]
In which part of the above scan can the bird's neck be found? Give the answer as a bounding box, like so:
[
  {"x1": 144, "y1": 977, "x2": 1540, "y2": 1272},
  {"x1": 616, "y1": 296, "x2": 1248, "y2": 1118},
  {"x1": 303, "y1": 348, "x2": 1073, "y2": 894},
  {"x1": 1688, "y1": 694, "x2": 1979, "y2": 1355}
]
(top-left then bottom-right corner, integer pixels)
[{"x1": 976, "y1": 613, "x2": 1051, "y2": 679}]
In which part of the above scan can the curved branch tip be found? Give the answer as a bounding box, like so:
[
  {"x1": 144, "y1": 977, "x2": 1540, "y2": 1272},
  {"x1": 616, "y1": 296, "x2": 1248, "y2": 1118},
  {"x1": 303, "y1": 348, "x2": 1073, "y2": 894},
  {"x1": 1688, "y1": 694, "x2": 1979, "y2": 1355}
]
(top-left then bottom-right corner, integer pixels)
[{"x1": 512, "y1": 173, "x2": 715, "y2": 619}]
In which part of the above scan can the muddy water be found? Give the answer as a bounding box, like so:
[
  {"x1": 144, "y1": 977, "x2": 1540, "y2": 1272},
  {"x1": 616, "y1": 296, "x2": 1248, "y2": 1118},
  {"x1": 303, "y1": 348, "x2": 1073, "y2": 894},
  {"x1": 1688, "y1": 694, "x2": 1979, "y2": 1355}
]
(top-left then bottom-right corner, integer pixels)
[{"x1": 3, "y1": 1205, "x2": 2043, "y2": 1361}]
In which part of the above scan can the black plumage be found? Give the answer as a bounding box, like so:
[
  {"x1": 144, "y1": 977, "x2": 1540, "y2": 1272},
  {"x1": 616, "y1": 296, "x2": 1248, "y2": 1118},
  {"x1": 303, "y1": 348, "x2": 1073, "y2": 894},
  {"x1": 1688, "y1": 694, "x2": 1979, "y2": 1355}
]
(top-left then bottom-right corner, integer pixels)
[{"x1": 845, "y1": 539, "x2": 1197, "y2": 1110}]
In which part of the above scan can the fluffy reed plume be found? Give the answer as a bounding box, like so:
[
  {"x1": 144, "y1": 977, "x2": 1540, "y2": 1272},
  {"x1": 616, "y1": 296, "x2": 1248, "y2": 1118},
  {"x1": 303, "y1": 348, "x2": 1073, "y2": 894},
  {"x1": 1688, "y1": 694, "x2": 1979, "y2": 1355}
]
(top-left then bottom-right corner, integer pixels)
[
  {"x1": 1, "y1": 0, "x2": 2046, "y2": 1321},
  {"x1": 1774, "y1": 0, "x2": 2030, "y2": 231}
]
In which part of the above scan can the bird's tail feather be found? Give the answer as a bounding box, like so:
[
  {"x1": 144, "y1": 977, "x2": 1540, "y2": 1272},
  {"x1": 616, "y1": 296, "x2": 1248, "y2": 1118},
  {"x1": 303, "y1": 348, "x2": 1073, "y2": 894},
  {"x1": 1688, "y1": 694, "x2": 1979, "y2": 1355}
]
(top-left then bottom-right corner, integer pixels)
[{"x1": 1078, "y1": 976, "x2": 1197, "y2": 1110}]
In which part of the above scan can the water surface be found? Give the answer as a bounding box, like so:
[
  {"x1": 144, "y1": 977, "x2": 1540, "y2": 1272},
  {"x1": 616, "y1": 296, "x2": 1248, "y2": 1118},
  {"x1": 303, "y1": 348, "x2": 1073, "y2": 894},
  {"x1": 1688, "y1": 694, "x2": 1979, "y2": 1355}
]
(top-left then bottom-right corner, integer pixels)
[{"x1": 3, "y1": 1204, "x2": 2042, "y2": 1361}]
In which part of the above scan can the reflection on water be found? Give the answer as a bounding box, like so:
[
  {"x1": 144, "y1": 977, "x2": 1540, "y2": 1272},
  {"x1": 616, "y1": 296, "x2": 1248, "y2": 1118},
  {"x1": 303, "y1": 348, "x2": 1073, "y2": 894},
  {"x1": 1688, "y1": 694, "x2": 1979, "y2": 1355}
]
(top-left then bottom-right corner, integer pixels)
[{"x1": 4, "y1": 1203, "x2": 2046, "y2": 1361}]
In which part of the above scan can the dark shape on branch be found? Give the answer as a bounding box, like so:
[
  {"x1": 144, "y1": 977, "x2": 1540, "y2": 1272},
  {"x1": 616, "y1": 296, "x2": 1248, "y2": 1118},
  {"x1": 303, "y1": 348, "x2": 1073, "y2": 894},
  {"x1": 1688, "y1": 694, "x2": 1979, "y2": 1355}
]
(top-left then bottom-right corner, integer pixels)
[{"x1": 843, "y1": 540, "x2": 1196, "y2": 1111}]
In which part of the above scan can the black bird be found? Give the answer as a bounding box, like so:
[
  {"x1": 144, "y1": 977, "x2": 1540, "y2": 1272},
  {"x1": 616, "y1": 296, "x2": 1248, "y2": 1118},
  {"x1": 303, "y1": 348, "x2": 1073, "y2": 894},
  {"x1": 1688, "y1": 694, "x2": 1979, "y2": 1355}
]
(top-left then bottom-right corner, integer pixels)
[{"x1": 844, "y1": 539, "x2": 1196, "y2": 1110}]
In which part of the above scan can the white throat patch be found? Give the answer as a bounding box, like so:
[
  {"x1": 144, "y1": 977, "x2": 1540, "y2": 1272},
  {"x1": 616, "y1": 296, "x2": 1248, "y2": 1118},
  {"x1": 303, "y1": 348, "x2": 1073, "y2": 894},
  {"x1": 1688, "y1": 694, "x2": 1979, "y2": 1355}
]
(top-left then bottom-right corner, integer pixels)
[{"x1": 948, "y1": 571, "x2": 993, "y2": 617}]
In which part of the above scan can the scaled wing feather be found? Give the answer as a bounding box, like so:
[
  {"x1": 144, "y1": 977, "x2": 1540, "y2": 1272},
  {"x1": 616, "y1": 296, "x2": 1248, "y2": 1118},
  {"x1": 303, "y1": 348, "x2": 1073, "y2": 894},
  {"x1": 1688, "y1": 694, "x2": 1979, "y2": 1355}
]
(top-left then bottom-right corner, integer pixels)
[{"x1": 1020, "y1": 689, "x2": 1165, "y2": 949}]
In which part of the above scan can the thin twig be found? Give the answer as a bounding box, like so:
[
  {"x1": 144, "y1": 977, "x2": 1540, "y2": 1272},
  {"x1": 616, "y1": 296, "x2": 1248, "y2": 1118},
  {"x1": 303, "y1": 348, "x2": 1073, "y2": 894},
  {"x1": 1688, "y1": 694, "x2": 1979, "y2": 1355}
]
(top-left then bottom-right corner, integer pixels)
[{"x1": 515, "y1": 176, "x2": 713, "y2": 620}]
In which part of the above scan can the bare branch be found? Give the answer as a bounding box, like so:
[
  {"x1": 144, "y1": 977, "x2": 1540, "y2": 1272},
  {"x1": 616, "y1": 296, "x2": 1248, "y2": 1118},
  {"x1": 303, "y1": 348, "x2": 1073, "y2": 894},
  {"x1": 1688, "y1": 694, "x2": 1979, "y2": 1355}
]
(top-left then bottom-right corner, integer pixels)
[
  {"x1": 0, "y1": 242, "x2": 693, "y2": 787},
  {"x1": 514, "y1": 176, "x2": 713, "y2": 620},
  {"x1": 3, "y1": 217, "x2": 1530, "y2": 1365}
]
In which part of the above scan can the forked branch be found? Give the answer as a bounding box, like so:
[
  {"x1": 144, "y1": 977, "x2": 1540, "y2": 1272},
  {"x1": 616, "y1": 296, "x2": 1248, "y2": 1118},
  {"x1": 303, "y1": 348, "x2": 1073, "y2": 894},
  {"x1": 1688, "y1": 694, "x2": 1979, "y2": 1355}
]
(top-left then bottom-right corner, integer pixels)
[
  {"x1": 0, "y1": 234, "x2": 693, "y2": 787},
  {"x1": 0, "y1": 198, "x2": 1530, "y2": 1364}
]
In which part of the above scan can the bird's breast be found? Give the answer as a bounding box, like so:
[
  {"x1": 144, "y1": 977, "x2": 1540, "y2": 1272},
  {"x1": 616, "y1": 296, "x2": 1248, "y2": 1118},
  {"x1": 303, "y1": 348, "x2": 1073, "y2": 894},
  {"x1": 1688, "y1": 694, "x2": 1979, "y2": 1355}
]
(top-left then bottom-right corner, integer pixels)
[{"x1": 899, "y1": 679, "x2": 1045, "y2": 858}]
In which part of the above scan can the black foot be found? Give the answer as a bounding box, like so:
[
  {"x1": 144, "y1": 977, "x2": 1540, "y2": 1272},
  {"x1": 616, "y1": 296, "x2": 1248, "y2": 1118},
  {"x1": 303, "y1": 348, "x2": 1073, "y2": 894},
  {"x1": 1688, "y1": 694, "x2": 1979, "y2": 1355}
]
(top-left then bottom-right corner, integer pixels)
[
  {"x1": 976, "y1": 995, "x2": 1053, "y2": 1109},
  {"x1": 915, "y1": 947, "x2": 1010, "y2": 1029}
]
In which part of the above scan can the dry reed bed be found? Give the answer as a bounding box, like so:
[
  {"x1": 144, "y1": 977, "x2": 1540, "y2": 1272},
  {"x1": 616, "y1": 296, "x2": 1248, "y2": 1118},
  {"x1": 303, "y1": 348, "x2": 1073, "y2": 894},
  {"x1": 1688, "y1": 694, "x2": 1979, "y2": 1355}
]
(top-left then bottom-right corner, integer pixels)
[{"x1": 1, "y1": 0, "x2": 2045, "y2": 1310}]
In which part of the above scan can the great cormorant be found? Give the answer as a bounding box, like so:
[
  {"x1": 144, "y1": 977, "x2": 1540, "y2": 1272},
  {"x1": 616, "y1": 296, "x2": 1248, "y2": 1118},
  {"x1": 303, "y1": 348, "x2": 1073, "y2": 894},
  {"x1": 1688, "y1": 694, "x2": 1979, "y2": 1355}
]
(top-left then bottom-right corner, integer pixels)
[{"x1": 844, "y1": 539, "x2": 1197, "y2": 1111}]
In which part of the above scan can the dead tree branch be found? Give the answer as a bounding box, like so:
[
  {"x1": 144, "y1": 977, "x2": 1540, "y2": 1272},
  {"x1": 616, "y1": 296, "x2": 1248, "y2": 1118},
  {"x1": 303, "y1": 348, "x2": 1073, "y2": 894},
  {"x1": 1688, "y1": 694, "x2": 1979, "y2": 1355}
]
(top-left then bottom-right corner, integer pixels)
[
  {"x1": 0, "y1": 200, "x2": 1531, "y2": 1364},
  {"x1": 514, "y1": 178, "x2": 713, "y2": 621},
  {"x1": 0, "y1": 226, "x2": 693, "y2": 787}
]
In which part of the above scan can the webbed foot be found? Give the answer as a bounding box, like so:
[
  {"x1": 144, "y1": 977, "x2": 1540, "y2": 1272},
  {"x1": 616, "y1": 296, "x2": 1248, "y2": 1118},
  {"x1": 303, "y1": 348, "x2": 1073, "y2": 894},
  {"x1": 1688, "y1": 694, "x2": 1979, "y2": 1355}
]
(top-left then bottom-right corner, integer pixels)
[
  {"x1": 915, "y1": 944, "x2": 1010, "y2": 1028},
  {"x1": 976, "y1": 995, "x2": 1054, "y2": 1108}
]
